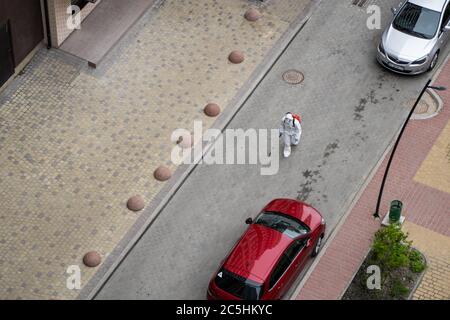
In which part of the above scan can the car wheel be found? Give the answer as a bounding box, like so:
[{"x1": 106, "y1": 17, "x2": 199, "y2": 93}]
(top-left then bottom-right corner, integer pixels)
[
  {"x1": 429, "y1": 52, "x2": 439, "y2": 71},
  {"x1": 311, "y1": 236, "x2": 323, "y2": 257}
]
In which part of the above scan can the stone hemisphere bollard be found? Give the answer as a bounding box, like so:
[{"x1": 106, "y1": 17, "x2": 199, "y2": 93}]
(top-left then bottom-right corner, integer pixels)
[
  {"x1": 127, "y1": 195, "x2": 145, "y2": 211},
  {"x1": 154, "y1": 165, "x2": 172, "y2": 181},
  {"x1": 204, "y1": 103, "x2": 221, "y2": 117},
  {"x1": 83, "y1": 251, "x2": 102, "y2": 267},
  {"x1": 228, "y1": 51, "x2": 245, "y2": 64},
  {"x1": 244, "y1": 8, "x2": 262, "y2": 21}
]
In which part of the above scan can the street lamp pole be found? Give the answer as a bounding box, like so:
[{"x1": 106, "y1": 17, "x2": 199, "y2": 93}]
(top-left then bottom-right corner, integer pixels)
[{"x1": 373, "y1": 79, "x2": 446, "y2": 219}]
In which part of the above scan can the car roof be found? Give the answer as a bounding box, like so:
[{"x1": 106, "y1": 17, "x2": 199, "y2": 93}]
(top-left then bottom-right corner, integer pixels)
[
  {"x1": 262, "y1": 198, "x2": 322, "y2": 229},
  {"x1": 409, "y1": 0, "x2": 447, "y2": 12},
  {"x1": 223, "y1": 224, "x2": 294, "y2": 283}
]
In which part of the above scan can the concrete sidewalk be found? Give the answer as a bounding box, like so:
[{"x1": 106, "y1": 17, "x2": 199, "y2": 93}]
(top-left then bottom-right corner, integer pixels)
[{"x1": 295, "y1": 59, "x2": 450, "y2": 300}]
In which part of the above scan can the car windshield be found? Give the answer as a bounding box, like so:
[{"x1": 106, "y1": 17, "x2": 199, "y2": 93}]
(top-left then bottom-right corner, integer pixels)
[
  {"x1": 215, "y1": 268, "x2": 263, "y2": 300},
  {"x1": 254, "y1": 212, "x2": 310, "y2": 238},
  {"x1": 393, "y1": 3, "x2": 441, "y2": 39}
]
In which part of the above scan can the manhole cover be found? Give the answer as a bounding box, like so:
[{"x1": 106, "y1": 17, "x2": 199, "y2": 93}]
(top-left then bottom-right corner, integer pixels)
[{"x1": 282, "y1": 70, "x2": 304, "y2": 84}]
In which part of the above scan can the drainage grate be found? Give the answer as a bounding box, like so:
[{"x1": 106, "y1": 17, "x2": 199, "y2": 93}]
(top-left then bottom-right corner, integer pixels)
[
  {"x1": 352, "y1": 0, "x2": 368, "y2": 7},
  {"x1": 282, "y1": 70, "x2": 304, "y2": 85}
]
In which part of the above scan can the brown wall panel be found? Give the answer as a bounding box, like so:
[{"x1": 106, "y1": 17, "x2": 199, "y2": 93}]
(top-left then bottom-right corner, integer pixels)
[{"x1": 0, "y1": 0, "x2": 44, "y2": 66}]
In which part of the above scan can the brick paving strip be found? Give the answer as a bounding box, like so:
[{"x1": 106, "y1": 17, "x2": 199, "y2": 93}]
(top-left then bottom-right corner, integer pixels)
[
  {"x1": 0, "y1": 0, "x2": 321, "y2": 299},
  {"x1": 293, "y1": 58, "x2": 450, "y2": 300}
]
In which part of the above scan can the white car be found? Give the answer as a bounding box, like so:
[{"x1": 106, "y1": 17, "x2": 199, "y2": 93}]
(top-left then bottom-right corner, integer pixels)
[{"x1": 377, "y1": 0, "x2": 450, "y2": 74}]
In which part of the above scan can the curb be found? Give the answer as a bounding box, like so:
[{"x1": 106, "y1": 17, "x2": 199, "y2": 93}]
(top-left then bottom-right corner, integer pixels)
[
  {"x1": 407, "y1": 249, "x2": 428, "y2": 300},
  {"x1": 410, "y1": 88, "x2": 443, "y2": 121},
  {"x1": 411, "y1": 52, "x2": 450, "y2": 121},
  {"x1": 78, "y1": 0, "x2": 323, "y2": 300}
]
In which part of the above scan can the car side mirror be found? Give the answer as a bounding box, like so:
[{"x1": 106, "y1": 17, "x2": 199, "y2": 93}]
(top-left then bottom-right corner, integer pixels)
[
  {"x1": 445, "y1": 25, "x2": 450, "y2": 32},
  {"x1": 391, "y1": 1, "x2": 403, "y2": 15},
  {"x1": 306, "y1": 238, "x2": 313, "y2": 247},
  {"x1": 245, "y1": 217, "x2": 253, "y2": 225}
]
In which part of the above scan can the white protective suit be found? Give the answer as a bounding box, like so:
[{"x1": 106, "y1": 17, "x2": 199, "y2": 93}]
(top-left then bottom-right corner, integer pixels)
[{"x1": 279, "y1": 113, "x2": 302, "y2": 157}]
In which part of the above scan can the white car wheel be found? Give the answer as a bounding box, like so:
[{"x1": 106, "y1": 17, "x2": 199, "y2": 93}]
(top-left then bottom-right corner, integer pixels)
[{"x1": 312, "y1": 236, "x2": 322, "y2": 257}]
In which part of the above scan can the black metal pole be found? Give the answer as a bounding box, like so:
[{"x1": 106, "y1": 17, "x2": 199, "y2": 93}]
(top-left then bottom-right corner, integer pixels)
[{"x1": 373, "y1": 78, "x2": 432, "y2": 218}]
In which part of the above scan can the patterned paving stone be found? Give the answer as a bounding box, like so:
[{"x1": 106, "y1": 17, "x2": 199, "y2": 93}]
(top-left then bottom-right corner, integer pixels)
[
  {"x1": 414, "y1": 120, "x2": 450, "y2": 195},
  {"x1": 404, "y1": 222, "x2": 450, "y2": 300},
  {"x1": 0, "y1": 0, "x2": 312, "y2": 299}
]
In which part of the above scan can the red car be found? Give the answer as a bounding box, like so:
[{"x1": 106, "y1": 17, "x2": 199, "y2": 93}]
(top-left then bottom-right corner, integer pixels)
[{"x1": 207, "y1": 199, "x2": 326, "y2": 300}]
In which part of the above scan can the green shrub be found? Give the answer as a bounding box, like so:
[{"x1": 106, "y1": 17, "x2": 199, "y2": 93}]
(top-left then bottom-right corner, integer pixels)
[
  {"x1": 371, "y1": 223, "x2": 426, "y2": 276},
  {"x1": 409, "y1": 249, "x2": 426, "y2": 273},
  {"x1": 372, "y1": 223, "x2": 412, "y2": 273},
  {"x1": 389, "y1": 277, "x2": 409, "y2": 299}
]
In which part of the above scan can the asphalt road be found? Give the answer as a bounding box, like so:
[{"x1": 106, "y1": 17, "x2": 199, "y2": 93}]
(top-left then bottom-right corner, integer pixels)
[{"x1": 96, "y1": 0, "x2": 449, "y2": 299}]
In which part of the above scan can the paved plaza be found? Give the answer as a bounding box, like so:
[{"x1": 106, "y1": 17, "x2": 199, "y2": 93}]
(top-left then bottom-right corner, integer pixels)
[{"x1": 0, "y1": 0, "x2": 313, "y2": 299}]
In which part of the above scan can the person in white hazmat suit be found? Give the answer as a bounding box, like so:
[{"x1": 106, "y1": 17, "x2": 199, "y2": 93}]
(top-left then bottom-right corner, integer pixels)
[{"x1": 279, "y1": 112, "x2": 302, "y2": 158}]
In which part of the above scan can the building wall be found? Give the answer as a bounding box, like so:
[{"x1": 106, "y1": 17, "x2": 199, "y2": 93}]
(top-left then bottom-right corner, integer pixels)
[
  {"x1": 47, "y1": 0, "x2": 101, "y2": 47},
  {"x1": 0, "y1": 0, "x2": 44, "y2": 66}
]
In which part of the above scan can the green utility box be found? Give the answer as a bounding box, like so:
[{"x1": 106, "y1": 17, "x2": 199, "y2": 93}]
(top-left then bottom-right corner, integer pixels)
[{"x1": 389, "y1": 200, "x2": 403, "y2": 223}]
